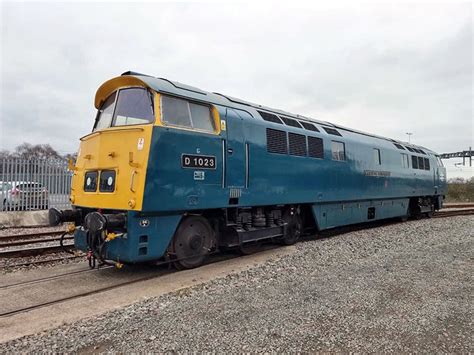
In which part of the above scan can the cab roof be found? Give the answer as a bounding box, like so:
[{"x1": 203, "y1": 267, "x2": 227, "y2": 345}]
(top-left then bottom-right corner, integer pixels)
[{"x1": 94, "y1": 71, "x2": 436, "y2": 154}]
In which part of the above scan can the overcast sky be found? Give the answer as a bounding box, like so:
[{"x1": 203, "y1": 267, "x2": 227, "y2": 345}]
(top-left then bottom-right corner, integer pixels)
[{"x1": 0, "y1": 1, "x2": 472, "y2": 178}]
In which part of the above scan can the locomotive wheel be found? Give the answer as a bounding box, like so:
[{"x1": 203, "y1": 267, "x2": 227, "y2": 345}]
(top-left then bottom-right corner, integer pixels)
[
  {"x1": 281, "y1": 209, "x2": 302, "y2": 245},
  {"x1": 171, "y1": 216, "x2": 213, "y2": 270}
]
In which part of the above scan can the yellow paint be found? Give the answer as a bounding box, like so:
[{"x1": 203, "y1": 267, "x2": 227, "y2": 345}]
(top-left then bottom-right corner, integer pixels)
[
  {"x1": 66, "y1": 224, "x2": 76, "y2": 233},
  {"x1": 106, "y1": 232, "x2": 118, "y2": 241},
  {"x1": 74, "y1": 76, "x2": 223, "y2": 212},
  {"x1": 72, "y1": 123, "x2": 153, "y2": 212},
  {"x1": 95, "y1": 76, "x2": 148, "y2": 109}
]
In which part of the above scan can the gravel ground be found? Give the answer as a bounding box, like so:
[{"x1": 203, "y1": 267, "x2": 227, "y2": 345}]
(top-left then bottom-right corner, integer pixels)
[
  {"x1": 1, "y1": 216, "x2": 473, "y2": 353},
  {"x1": 0, "y1": 251, "x2": 85, "y2": 274}
]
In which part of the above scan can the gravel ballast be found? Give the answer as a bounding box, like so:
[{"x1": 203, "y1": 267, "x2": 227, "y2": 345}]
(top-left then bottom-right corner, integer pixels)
[{"x1": 1, "y1": 216, "x2": 473, "y2": 352}]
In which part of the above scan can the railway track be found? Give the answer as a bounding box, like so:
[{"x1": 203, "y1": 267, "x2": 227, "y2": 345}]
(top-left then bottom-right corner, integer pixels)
[
  {"x1": 433, "y1": 208, "x2": 474, "y2": 218},
  {"x1": 0, "y1": 244, "x2": 75, "y2": 258},
  {"x1": 0, "y1": 230, "x2": 64, "y2": 242},
  {"x1": 0, "y1": 255, "x2": 83, "y2": 269},
  {"x1": 0, "y1": 207, "x2": 472, "y2": 261},
  {"x1": 0, "y1": 229, "x2": 74, "y2": 258}
]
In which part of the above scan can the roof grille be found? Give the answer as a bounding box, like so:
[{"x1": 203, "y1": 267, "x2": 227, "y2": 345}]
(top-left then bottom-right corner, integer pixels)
[
  {"x1": 394, "y1": 143, "x2": 405, "y2": 150},
  {"x1": 281, "y1": 116, "x2": 302, "y2": 128},
  {"x1": 258, "y1": 111, "x2": 282, "y2": 124},
  {"x1": 288, "y1": 133, "x2": 307, "y2": 156},
  {"x1": 322, "y1": 127, "x2": 342, "y2": 136},
  {"x1": 300, "y1": 122, "x2": 320, "y2": 132},
  {"x1": 266, "y1": 128, "x2": 287, "y2": 154},
  {"x1": 308, "y1": 136, "x2": 324, "y2": 159}
]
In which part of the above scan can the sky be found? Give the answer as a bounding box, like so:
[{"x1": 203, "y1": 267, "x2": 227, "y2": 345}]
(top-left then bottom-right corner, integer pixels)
[{"x1": 0, "y1": 1, "x2": 472, "y2": 178}]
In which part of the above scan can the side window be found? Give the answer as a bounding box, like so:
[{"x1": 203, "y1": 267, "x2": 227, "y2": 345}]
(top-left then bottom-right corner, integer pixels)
[
  {"x1": 412, "y1": 155, "x2": 418, "y2": 169},
  {"x1": 373, "y1": 148, "x2": 381, "y2": 165},
  {"x1": 94, "y1": 92, "x2": 117, "y2": 131},
  {"x1": 331, "y1": 141, "x2": 346, "y2": 161},
  {"x1": 189, "y1": 102, "x2": 215, "y2": 132},
  {"x1": 161, "y1": 96, "x2": 192, "y2": 127},
  {"x1": 161, "y1": 95, "x2": 215, "y2": 133},
  {"x1": 401, "y1": 153, "x2": 409, "y2": 168}
]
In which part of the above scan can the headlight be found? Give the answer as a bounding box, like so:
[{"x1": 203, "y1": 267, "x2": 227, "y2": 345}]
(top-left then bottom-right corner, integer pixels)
[
  {"x1": 84, "y1": 171, "x2": 98, "y2": 192},
  {"x1": 99, "y1": 170, "x2": 116, "y2": 192}
]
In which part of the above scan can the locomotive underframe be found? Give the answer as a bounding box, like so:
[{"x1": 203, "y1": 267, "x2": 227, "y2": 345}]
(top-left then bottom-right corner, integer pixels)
[{"x1": 51, "y1": 193, "x2": 441, "y2": 268}]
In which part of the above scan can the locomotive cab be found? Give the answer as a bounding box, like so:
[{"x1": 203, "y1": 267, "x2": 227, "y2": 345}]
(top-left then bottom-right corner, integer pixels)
[{"x1": 72, "y1": 85, "x2": 155, "y2": 212}]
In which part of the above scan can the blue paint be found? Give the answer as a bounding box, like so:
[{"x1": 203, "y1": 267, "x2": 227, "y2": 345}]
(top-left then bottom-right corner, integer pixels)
[{"x1": 76, "y1": 73, "x2": 448, "y2": 264}]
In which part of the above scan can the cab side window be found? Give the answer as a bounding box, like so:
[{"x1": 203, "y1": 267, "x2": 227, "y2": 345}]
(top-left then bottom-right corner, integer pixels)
[
  {"x1": 94, "y1": 92, "x2": 117, "y2": 131},
  {"x1": 161, "y1": 95, "x2": 215, "y2": 133}
]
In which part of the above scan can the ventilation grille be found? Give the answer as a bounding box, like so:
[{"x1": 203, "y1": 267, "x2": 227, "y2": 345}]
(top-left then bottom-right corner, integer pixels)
[
  {"x1": 229, "y1": 188, "x2": 242, "y2": 198},
  {"x1": 301, "y1": 122, "x2": 320, "y2": 132},
  {"x1": 308, "y1": 136, "x2": 324, "y2": 159},
  {"x1": 406, "y1": 147, "x2": 415, "y2": 152},
  {"x1": 266, "y1": 128, "x2": 288, "y2": 154},
  {"x1": 424, "y1": 158, "x2": 430, "y2": 170},
  {"x1": 394, "y1": 143, "x2": 405, "y2": 150},
  {"x1": 323, "y1": 127, "x2": 342, "y2": 136},
  {"x1": 288, "y1": 133, "x2": 307, "y2": 156},
  {"x1": 258, "y1": 111, "x2": 282, "y2": 124},
  {"x1": 281, "y1": 116, "x2": 302, "y2": 128},
  {"x1": 418, "y1": 149, "x2": 426, "y2": 155},
  {"x1": 418, "y1": 156, "x2": 425, "y2": 169}
]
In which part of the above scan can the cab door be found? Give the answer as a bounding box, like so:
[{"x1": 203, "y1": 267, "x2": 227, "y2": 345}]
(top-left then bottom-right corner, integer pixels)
[{"x1": 224, "y1": 108, "x2": 246, "y2": 189}]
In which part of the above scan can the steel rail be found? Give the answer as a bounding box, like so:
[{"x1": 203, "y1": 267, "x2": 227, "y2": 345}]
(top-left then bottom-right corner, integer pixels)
[
  {"x1": 0, "y1": 255, "x2": 83, "y2": 270},
  {"x1": 0, "y1": 236, "x2": 73, "y2": 248},
  {"x1": 0, "y1": 243, "x2": 74, "y2": 258},
  {"x1": 0, "y1": 230, "x2": 64, "y2": 242}
]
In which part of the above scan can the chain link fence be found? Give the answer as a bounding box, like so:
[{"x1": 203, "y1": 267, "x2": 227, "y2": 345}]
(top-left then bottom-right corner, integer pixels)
[{"x1": 0, "y1": 159, "x2": 72, "y2": 212}]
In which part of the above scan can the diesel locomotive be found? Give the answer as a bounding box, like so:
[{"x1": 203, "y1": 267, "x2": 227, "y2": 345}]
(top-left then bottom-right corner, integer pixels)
[{"x1": 50, "y1": 71, "x2": 447, "y2": 269}]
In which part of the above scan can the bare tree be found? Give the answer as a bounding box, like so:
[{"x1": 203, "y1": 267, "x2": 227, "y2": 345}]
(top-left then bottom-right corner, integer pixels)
[{"x1": 13, "y1": 143, "x2": 61, "y2": 160}]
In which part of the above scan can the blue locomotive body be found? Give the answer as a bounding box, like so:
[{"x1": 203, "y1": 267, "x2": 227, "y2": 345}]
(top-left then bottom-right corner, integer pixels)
[{"x1": 61, "y1": 72, "x2": 447, "y2": 268}]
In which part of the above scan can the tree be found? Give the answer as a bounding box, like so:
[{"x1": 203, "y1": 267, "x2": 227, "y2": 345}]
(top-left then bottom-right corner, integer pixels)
[{"x1": 13, "y1": 143, "x2": 61, "y2": 160}]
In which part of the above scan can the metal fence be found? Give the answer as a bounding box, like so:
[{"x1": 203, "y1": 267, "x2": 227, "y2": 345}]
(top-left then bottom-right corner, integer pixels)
[{"x1": 0, "y1": 158, "x2": 72, "y2": 212}]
